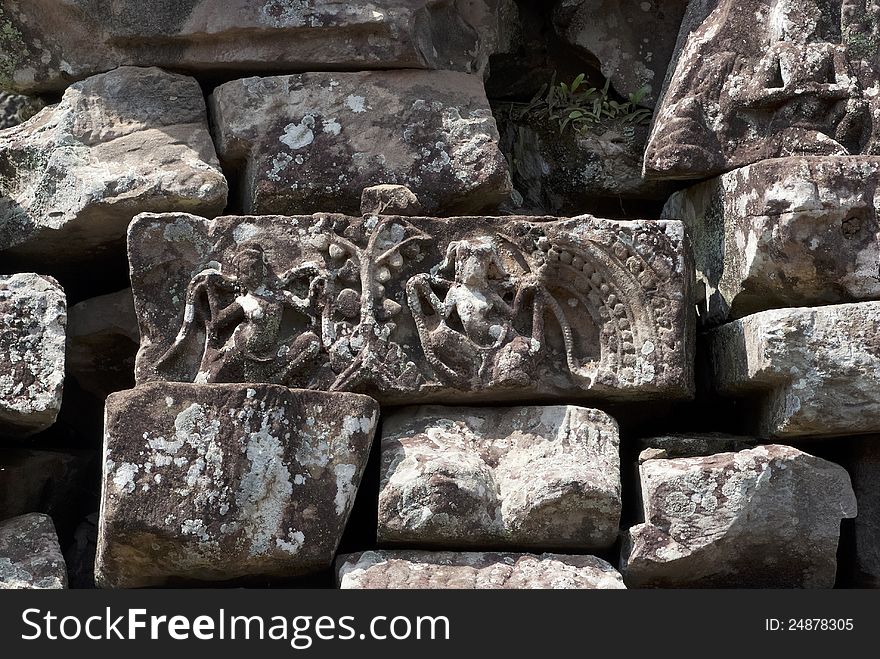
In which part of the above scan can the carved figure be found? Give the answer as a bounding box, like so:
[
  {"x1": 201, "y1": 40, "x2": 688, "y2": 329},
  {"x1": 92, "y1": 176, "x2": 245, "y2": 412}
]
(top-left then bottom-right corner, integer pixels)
[{"x1": 157, "y1": 242, "x2": 326, "y2": 384}]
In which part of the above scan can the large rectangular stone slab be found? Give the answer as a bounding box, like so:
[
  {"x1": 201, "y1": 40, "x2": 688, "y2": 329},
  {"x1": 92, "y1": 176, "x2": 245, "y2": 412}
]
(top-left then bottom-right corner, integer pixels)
[
  {"x1": 95, "y1": 382, "x2": 378, "y2": 588},
  {"x1": 210, "y1": 71, "x2": 512, "y2": 216},
  {"x1": 662, "y1": 156, "x2": 880, "y2": 324},
  {"x1": 709, "y1": 302, "x2": 880, "y2": 438},
  {"x1": 337, "y1": 550, "x2": 625, "y2": 589},
  {"x1": 0, "y1": 67, "x2": 227, "y2": 268},
  {"x1": 378, "y1": 405, "x2": 621, "y2": 549},
  {"x1": 623, "y1": 444, "x2": 856, "y2": 588},
  {"x1": 0, "y1": 273, "x2": 66, "y2": 438},
  {"x1": 128, "y1": 212, "x2": 695, "y2": 405},
  {"x1": 0, "y1": 1, "x2": 508, "y2": 94}
]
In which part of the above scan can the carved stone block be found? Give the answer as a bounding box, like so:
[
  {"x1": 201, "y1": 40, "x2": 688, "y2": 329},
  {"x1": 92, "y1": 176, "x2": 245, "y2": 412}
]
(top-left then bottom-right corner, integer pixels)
[
  {"x1": 337, "y1": 550, "x2": 626, "y2": 589},
  {"x1": 645, "y1": 0, "x2": 880, "y2": 179},
  {"x1": 0, "y1": 273, "x2": 66, "y2": 438},
  {"x1": 95, "y1": 383, "x2": 378, "y2": 588},
  {"x1": 662, "y1": 156, "x2": 880, "y2": 325},
  {"x1": 210, "y1": 71, "x2": 512, "y2": 216},
  {"x1": 378, "y1": 405, "x2": 621, "y2": 549},
  {"x1": 622, "y1": 444, "x2": 856, "y2": 588},
  {"x1": 129, "y1": 212, "x2": 695, "y2": 405},
  {"x1": 708, "y1": 302, "x2": 880, "y2": 438}
]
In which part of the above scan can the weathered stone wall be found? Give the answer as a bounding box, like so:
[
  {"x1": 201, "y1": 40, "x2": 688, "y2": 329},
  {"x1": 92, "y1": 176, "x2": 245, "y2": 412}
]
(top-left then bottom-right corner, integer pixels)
[{"x1": 0, "y1": 0, "x2": 876, "y2": 590}]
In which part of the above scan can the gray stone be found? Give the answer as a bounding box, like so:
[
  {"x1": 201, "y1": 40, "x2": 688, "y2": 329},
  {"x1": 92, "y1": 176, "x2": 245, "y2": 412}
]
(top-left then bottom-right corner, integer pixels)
[
  {"x1": 662, "y1": 156, "x2": 880, "y2": 325},
  {"x1": 623, "y1": 444, "x2": 857, "y2": 588},
  {"x1": 552, "y1": 0, "x2": 689, "y2": 107},
  {"x1": 128, "y1": 212, "x2": 695, "y2": 405},
  {"x1": 337, "y1": 550, "x2": 626, "y2": 589},
  {"x1": 708, "y1": 302, "x2": 880, "y2": 438},
  {"x1": 0, "y1": 513, "x2": 67, "y2": 589},
  {"x1": 0, "y1": 67, "x2": 227, "y2": 267},
  {"x1": 0, "y1": 274, "x2": 66, "y2": 437},
  {"x1": 645, "y1": 0, "x2": 880, "y2": 179},
  {"x1": 0, "y1": 1, "x2": 511, "y2": 94},
  {"x1": 67, "y1": 288, "x2": 139, "y2": 398},
  {"x1": 95, "y1": 382, "x2": 378, "y2": 588},
  {"x1": 378, "y1": 405, "x2": 621, "y2": 549},
  {"x1": 210, "y1": 71, "x2": 512, "y2": 216},
  {"x1": 360, "y1": 185, "x2": 423, "y2": 217},
  {"x1": 0, "y1": 91, "x2": 43, "y2": 129}
]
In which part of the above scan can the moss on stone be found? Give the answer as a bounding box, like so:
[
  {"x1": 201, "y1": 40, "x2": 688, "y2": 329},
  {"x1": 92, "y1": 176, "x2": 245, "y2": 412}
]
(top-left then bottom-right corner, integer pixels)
[{"x1": 0, "y1": 8, "x2": 29, "y2": 90}]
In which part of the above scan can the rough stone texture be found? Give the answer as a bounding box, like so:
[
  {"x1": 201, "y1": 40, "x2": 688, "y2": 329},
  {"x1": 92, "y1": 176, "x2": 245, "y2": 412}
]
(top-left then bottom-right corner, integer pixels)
[
  {"x1": 663, "y1": 156, "x2": 880, "y2": 325},
  {"x1": 0, "y1": 449, "x2": 92, "y2": 523},
  {"x1": 0, "y1": 513, "x2": 67, "y2": 589},
  {"x1": 645, "y1": 0, "x2": 880, "y2": 180},
  {"x1": 623, "y1": 444, "x2": 857, "y2": 588},
  {"x1": 0, "y1": 1, "x2": 511, "y2": 94},
  {"x1": 129, "y1": 212, "x2": 694, "y2": 405},
  {"x1": 0, "y1": 273, "x2": 66, "y2": 437},
  {"x1": 210, "y1": 71, "x2": 512, "y2": 216},
  {"x1": 553, "y1": 0, "x2": 689, "y2": 107},
  {"x1": 498, "y1": 117, "x2": 677, "y2": 214},
  {"x1": 360, "y1": 185, "x2": 423, "y2": 217},
  {"x1": 68, "y1": 288, "x2": 139, "y2": 398},
  {"x1": 0, "y1": 67, "x2": 227, "y2": 267},
  {"x1": 378, "y1": 405, "x2": 621, "y2": 549},
  {"x1": 709, "y1": 301, "x2": 880, "y2": 438},
  {"x1": 337, "y1": 550, "x2": 626, "y2": 589},
  {"x1": 0, "y1": 91, "x2": 43, "y2": 129},
  {"x1": 845, "y1": 438, "x2": 880, "y2": 587},
  {"x1": 96, "y1": 382, "x2": 378, "y2": 588}
]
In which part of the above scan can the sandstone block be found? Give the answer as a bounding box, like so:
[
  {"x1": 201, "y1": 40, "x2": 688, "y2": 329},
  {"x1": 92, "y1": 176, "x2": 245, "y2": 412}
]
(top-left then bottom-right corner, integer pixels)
[
  {"x1": 0, "y1": 274, "x2": 66, "y2": 437},
  {"x1": 663, "y1": 156, "x2": 880, "y2": 324},
  {"x1": 623, "y1": 444, "x2": 857, "y2": 588},
  {"x1": 129, "y1": 212, "x2": 695, "y2": 405},
  {"x1": 337, "y1": 550, "x2": 625, "y2": 589},
  {"x1": 0, "y1": 513, "x2": 67, "y2": 589},
  {"x1": 708, "y1": 302, "x2": 880, "y2": 438},
  {"x1": 0, "y1": 1, "x2": 508, "y2": 94},
  {"x1": 378, "y1": 405, "x2": 621, "y2": 549},
  {"x1": 210, "y1": 71, "x2": 511, "y2": 216},
  {"x1": 0, "y1": 67, "x2": 227, "y2": 267},
  {"x1": 95, "y1": 383, "x2": 378, "y2": 588}
]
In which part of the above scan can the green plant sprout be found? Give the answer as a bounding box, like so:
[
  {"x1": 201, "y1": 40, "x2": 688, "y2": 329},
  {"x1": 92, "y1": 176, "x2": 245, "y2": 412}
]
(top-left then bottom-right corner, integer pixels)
[{"x1": 515, "y1": 73, "x2": 652, "y2": 134}]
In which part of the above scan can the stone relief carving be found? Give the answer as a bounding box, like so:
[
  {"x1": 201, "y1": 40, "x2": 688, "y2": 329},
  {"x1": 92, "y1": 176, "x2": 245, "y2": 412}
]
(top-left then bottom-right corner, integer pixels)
[
  {"x1": 130, "y1": 212, "x2": 693, "y2": 403},
  {"x1": 645, "y1": 0, "x2": 880, "y2": 179}
]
